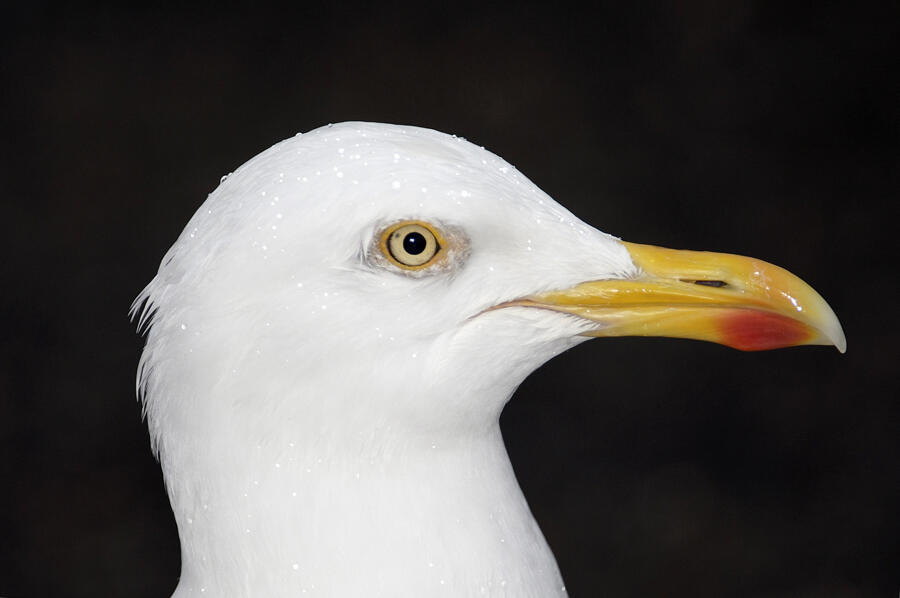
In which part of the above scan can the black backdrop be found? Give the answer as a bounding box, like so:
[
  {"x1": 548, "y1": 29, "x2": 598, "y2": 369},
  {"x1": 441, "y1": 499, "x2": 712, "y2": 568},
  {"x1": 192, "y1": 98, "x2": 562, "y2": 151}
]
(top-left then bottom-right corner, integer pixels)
[{"x1": 2, "y1": 3, "x2": 898, "y2": 597}]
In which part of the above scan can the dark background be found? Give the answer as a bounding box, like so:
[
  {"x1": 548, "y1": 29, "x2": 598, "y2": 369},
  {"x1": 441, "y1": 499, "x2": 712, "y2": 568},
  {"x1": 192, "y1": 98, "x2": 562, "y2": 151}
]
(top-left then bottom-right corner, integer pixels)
[{"x1": 2, "y1": 2, "x2": 897, "y2": 597}]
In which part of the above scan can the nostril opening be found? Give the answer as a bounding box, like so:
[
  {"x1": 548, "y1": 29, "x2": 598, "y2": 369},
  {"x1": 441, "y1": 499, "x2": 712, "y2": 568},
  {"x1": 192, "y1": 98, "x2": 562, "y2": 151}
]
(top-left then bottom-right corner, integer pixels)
[{"x1": 691, "y1": 280, "x2": 728, "y2": 288}]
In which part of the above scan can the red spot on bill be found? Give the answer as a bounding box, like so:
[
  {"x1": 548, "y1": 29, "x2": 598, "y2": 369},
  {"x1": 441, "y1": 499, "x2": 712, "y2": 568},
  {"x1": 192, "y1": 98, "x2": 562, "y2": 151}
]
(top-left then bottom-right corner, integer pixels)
[{"x1": 718, "y1": 310, "x2": 812, "y2": 351}]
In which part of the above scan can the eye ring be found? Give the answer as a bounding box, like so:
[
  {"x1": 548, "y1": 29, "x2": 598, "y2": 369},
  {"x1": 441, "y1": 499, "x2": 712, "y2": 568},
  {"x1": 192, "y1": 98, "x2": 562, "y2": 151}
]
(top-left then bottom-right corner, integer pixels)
[{"x1": 379, "y1": 221, "x2": 444, "y2": 269}]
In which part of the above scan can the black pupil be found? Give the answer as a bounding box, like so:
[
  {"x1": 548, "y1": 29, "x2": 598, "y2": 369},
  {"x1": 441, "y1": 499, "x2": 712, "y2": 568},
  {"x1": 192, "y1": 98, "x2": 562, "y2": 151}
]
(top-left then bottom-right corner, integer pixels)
[{"x1": 403, "y1": 232, "x2": 427, "y2": 255}]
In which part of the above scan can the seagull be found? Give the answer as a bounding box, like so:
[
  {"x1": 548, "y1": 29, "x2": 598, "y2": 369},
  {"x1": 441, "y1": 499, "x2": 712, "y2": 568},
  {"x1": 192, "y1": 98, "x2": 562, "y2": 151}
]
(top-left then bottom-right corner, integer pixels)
[{"x1": 133, "y1": 122, "x2": 845, "y2": 598}]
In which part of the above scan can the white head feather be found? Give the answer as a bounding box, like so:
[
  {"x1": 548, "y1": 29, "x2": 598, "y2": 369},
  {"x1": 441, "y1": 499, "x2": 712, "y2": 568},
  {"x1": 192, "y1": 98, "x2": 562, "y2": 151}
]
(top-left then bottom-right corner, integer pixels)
[{"x1": 134, "y1": 122, "x2": 637, "y2": 597}]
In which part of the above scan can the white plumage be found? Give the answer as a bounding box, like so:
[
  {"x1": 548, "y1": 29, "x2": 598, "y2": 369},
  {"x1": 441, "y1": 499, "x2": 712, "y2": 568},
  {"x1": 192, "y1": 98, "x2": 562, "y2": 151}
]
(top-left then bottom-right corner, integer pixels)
[{"x1": 134, "y1": 122, "x2": 843, "y2": 597}]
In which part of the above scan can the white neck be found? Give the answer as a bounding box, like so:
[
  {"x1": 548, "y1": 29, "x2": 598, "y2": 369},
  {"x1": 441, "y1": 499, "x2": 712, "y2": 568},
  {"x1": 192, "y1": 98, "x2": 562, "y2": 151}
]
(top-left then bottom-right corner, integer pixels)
[
  {"x1": 164, "y1": 420, "x2": 566, "y2": 598},
  {"x1": 144, "y1": 308, "x2": 586, "y2": 597}
]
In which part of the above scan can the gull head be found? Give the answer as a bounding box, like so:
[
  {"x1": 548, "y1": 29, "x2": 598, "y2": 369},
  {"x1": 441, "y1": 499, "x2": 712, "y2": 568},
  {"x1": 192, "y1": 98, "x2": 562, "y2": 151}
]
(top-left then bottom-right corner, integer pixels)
[
  {"x1": 133, "y1": 122, "x2": 845, "y2": 597},
  {"x1": 134, "y1": 123, "x2": 642, "y2": 453}
]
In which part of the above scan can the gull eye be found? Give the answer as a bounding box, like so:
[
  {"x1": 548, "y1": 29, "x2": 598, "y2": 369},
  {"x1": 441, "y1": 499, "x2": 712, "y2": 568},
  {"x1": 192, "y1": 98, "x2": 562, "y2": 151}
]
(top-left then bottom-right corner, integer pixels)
[{"x1": 380, "y1": 221, "x2": 443, "y2": 269}]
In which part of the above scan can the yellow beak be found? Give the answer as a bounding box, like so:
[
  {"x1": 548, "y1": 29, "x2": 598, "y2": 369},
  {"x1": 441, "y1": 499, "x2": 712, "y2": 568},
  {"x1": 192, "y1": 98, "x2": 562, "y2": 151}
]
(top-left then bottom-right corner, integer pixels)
[{"x1": 518, "y1": 242, "x2": 846, "y2": 352}]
